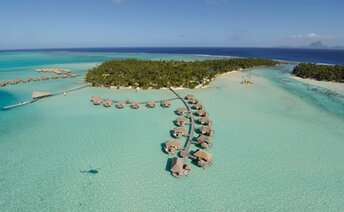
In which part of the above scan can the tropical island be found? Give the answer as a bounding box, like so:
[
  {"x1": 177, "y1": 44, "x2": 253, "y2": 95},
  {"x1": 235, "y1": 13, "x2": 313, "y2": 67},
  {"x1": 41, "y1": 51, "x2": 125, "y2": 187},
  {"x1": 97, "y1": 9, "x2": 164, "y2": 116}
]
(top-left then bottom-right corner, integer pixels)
[
  {"x1": 86, "y1": 58, "x2": 279, "y2": 89},
  {"x1": 292, "y1": 63, "x2": 344, "y2": 83}
]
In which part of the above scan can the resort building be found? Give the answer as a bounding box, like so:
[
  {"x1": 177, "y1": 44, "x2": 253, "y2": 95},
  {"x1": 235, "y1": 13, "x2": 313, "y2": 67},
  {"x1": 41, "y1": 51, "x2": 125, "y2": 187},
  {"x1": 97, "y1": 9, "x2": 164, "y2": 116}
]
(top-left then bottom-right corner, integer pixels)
[
  {"x1": 71, "y1": 74, "x2": 78, "y2": 77},
  {"x1": 188, "y1": 98, "x2": 198, "y2": 104},
  {"x1": 161, "y1": 100, "x2": 171, "y2": 108},
  {"x1": 193, "y1": 103, "x2": 203, "y2": 110},
  {"x1": 199, "y1": 126, "x2": 215, "y2": 136},
  {"x1": 173, "y1": 127, "x2": 187, "y2": 138},
  {"x1": 51, "y1": 75, "x2": 58, "y2": 79},
  {"x1": 175, "y1": 107, "x2": 187, "y2": 115},
  {"x1": 192, "y1": 149, "x2": 212, "y2": 168},
  {"x1": 131, "y1": 102, "x2": 140, "y2": 109},
  {"x1": 146, "y1": 101, "x2": 156, "y2": 108},
  {"x1": 170, "y1": 157, "x2": 191, "y2": 177},
  {"x1": 196, "y1": 135, "x2": 213, "y2": 149},
  {"x1": 90, "y1": 96, "x2": 103, "y2": 105},
  {"x1": 103, "y1": 99, "x2": 113, "y2": 107},
  {"x1": 184, "y1": 94, "x2": 195, "y2": 100},
  {"x1": 116, "y1": 102, "x2": 125, "y2": 109},
  {"x1": 196, "y1": 109, "x2": 208, "y2": 117},
  {"x1": 32, "y1": 91, "x2": 51, "y2": 99},
  {"x1": 198, "y1": 117, "x2": 212, "y2": 126},
  {"x1": 164, "y1": 140, "x2": 181, "y2": 155},
  {"x1": 175, "y1": 117, "x2": 188, "y2": 127}
]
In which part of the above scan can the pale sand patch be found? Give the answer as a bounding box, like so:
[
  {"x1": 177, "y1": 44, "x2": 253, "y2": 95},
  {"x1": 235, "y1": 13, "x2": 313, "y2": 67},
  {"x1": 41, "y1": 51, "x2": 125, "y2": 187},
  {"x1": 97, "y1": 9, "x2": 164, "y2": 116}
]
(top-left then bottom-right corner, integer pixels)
[{"x1": 291, "y1": 76, "x2": 344, "y2": 94}]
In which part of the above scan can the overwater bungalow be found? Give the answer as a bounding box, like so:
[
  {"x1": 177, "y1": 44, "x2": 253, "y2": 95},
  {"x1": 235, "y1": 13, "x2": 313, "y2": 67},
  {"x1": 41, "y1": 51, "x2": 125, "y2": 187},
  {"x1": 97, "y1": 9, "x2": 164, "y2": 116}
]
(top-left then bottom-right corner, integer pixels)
[
  {"x1": 170, "y1": 157, "x2": 191, "y2": 177},
  {"x1": 40, "y1": 76, "x2": 49, "y2": 80},
  {"x1": 11, "y1": 79, "x2": 21, "y2": 85},
  {"x1": 188, "y1": 98, "x2": 198, "y2": 104},
  {"x1": 196, "y1": 135, "x2": 213, "y2": 149},
  {"x1": 198, "y1": 117, "x2": 212, "y2": 126},
  {"x1": 184, "y1": 94, "x2": 195, "y2": 100},
  {"x1": 90, "y1": 96, "x2": 103, "y2": 105},
  {"x1": 103, "y1": 99, "x2": 113, "y2": 107},
  {"x1": 161, "y1": 100, "x2": 171, "y2": 108},
  {"x1": 199, "y1": 126, "x2": 215, "y2": 136},
  {"x1": 71, "y1": 74, "x2": 78, "y2": 77},
  {"x1": 193, "y1": 103, "x2": 203, "y2": 110},
  {"x1": 175, "y1": 107, "x2": 187, "y2": 115},
  {"x1": 51, "y1": 75, "x2": 58, "y2": 79},
  {"x1": 131, "y1": 102, "x2": 140, "y2": 109},
  {"x1": 32, "y1": 91, "x2": 51, "y2": 99},
  {"x1": 173, "y1": 127, "x2": 187, "y2": 138},
  {"x1": 116, "y1": 102, "x2": 125, "y2": 109},
  {"x1": 164, "y1": 140, "x2": 181, "y2": 155},
  {"x1": 60, "y1": 74, "x2": 68, "y2": 78},
  {"x1": 146, "y1": 101, "x2": 156, "y2": 108},
  {"x1": 196, "y1": 109, "x2": 208, "y2": 117},
  {"x1": 192, "y1": 149, "x2": 212, "y2": 168},
  {"x1": 175, "y1": 117, "x2": 188, "y2": 127}
]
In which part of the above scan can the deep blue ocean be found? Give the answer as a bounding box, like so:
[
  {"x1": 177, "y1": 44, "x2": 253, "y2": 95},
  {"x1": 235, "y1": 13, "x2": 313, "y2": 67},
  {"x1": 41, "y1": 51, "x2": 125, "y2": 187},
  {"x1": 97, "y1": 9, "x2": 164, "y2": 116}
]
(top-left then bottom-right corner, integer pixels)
[{"x1": 2, "y1": 47, "x2": 344, "y2": 65}]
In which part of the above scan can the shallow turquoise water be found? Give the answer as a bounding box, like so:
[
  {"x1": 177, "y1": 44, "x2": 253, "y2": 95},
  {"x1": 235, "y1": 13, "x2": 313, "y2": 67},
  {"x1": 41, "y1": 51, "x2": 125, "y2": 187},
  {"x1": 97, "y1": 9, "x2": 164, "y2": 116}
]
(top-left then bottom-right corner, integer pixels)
[{"x1": 0, "y1": 52, "x2": 344, "y2": 211}]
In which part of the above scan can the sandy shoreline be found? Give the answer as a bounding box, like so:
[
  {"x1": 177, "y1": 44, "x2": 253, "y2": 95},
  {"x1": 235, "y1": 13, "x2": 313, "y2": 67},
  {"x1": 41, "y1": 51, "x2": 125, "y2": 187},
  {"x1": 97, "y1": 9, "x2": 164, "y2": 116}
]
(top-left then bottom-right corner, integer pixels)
[{"x1": 291, "y1": 75, "x2": 344, "y2": 94}]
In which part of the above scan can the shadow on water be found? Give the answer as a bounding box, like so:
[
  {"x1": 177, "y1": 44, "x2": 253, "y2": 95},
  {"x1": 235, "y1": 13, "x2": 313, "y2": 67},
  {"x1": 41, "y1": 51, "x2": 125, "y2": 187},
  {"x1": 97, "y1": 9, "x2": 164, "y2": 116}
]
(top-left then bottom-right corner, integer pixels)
[
  {"x1": 80, "y1": 169, "x2": 99, "y2": 175},
  {"x1": 165, "y1": 158, "x2": 172, "y2": 172},
  {"x1": 0, "y1": 90, "x2": 19, "y2": 108}
]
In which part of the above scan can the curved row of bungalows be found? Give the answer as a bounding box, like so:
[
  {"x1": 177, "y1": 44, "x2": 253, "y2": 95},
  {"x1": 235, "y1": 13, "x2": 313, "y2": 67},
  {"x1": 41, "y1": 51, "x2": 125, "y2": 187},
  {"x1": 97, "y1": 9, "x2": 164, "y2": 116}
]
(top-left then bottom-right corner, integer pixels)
[
  {"x1": 175, "y1": 107, "x2": 187, "y2": 115},
  {"x1": 146, "y1": 101, "x2": 156, "y2": 108},
  {"x1": 131, "y1": 102, "x2": 140, "y2": 109},
  {"x1": 161, "y1": 100, "x2": 171, "y2": 108},
  {"x1": 90, "y1": 96, "x2": 103, "y2": 105},
  {"x1": 195, "y1": 135, "x2": 213, "y2": 149},
  {"x1": 199, "y1": 126, "x2": 215, "y2": 137},
  {"x1": 195, "y1": 109, "x2": 208, "y2": 117},
  {"x1": 198, "y1": 117, "x2": 212, "y2": 126},
  {"x1": 36, "y1": 68, "x2": 72, "y2": 74},
  {"x1": 116, "y1": 102, "x2": 125, "y2": 109},
  {"x1": 193, "y1": 103, "x2": 203, "y2": 110},
  {"x1": 172, "y1": 127, "x2": 187, "y2": 138},
  {"x1": 170, "y1": 157, "x2": 190, "y2": 177},
  {"x1": 184, "y1": 94, "x2": 195, "y2": 100},
  {"x1": 192, "y1": 149, "x2": 212, "y2": 168},
  {"x1": 175, "y1": 117, "x2": 188, "y2": 127},
  {"x1": 164, "y1": 140, "x2": 181, "y2": 155},
  {"x1": 103, "y1": 99, "x2": 113, "y2": 107}
]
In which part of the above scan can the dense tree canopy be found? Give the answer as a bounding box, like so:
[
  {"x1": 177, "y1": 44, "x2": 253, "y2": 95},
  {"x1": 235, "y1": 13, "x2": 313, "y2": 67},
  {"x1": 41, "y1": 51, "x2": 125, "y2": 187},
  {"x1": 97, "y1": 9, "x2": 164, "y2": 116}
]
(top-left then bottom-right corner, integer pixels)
[
  {"x1": 293, "y1": 63, "x2": 344, "y2": 83},
  {"x1": 86, "y1": 58, "x2": 279, "y2": 89}
]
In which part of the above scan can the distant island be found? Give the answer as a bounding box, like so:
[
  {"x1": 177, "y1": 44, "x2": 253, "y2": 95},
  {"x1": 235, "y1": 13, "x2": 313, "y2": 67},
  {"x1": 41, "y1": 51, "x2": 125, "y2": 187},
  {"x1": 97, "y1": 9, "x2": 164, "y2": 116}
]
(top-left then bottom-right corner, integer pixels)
[
  {"x1": 276, "y1": 41, "x2": 344, "y2": 50},
  {"x1": 292, "y1": 63, "x2": 344, "y2": 83},
  {"x1": 86, "y1": 58, "x2": 279, "y2": 89}
]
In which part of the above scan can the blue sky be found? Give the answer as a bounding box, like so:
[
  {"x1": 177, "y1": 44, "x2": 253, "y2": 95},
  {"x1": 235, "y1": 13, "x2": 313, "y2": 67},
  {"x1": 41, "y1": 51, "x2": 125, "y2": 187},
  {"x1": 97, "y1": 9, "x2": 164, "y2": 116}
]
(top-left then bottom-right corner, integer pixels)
[{"x1": 0, "y1": 0, "x2": 343, "y2": 49}]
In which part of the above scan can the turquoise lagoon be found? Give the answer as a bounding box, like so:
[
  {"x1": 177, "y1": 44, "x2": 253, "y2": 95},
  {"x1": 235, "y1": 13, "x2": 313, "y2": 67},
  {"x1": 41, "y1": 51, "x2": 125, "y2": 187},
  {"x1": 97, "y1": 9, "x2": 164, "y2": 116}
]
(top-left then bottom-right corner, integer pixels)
[{"x1": 0, "y1": 51, "x2": 344, "y2": 211}]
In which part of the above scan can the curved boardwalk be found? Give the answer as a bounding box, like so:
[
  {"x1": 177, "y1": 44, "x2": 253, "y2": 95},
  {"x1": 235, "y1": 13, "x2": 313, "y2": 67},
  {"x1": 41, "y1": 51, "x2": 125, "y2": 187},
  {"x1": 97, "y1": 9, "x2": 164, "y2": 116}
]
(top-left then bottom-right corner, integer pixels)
[{"x1": 169, "y1": 88, "x2": 195, "y2": 158}]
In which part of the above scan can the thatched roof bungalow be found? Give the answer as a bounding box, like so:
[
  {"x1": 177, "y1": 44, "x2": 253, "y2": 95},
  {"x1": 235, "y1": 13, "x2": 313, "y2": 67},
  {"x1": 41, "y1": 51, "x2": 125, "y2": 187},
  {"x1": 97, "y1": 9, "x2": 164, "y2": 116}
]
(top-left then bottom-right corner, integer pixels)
[
  {"x1": 170, "y1": 157, "x2": 190, "y2": 177},
  {"x1": 175, "y1": 107, "x2": 187, "y2": 115},
  {"x1": 196, "y1": 135, "x2": 213, "y2": 149},
  {"x1": 175, "y1": 117, "x2": 188, "y2": 127},
  {"x1": 116, "y1": 102, "x2": 125, "y2": 109},
  {"x1": 131, "y1": 102, "x2": 140, "y2": 109},
  {"x1": 192, "y1": 149, "x2": 212, "y2": 167},
  {"x1": 161, "y1": 100, "x2": 171, "y2": 108},
  {"x1": 199, "y1": 126, "x2": 215, "y2": 136},
  {"x1": 90, "y1": 96, "x2": 103, "y2": 105},
  {"x1": 196, "y1": 109, "x2": 208, "y2": 117},
  {"x1": 188, "y1": 98, "x2": 198, "y2": 104},
  {"x1": 198, "y1": 117, "x2": 212, "y2": 126},
  {"x1": 71, "y1": 74, "x2": 78, "y2": 77},
  {"x1": 32, "y1": 91, "x2": 51, "y2": 99},
  {"x1": 184, "y1": 94, "x2": 195, "y2": 100},
  {"x1": 164, "y1": 140, "x2": 181, "y2": 155},
  {"x1": 146, "y1": 101, "x2": 156, "y2": 108},
  {"x1": 193, "y1": 103, "x2": 203, "y2": 110},
  {"x1": 51, "y1": 75, "x2": 58, "y2": 79},
  {"x1": 103, "y1": 99, "x2": 113, "y2": 107},
  {"x1": 173, "y1": 127, "x2": 187, "y2": 138}
]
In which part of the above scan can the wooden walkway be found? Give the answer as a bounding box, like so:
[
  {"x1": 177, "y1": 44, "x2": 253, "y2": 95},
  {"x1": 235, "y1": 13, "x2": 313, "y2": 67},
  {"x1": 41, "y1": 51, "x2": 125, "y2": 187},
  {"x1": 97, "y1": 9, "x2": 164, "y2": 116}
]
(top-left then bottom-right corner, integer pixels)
[{"x1": 169, "y1": 88, "x2": 194, "y2": 158}]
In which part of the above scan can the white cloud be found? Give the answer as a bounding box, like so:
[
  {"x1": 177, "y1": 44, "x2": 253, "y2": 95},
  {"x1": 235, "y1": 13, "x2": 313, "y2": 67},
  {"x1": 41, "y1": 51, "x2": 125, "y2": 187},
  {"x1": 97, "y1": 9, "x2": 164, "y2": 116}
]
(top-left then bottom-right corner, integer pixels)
[
  {"x1": 290, "y1": 33, "x2": 335, "y2": 41},
  {"x1": 112, "y1": 0, "x2": 125, "y2": 5}
]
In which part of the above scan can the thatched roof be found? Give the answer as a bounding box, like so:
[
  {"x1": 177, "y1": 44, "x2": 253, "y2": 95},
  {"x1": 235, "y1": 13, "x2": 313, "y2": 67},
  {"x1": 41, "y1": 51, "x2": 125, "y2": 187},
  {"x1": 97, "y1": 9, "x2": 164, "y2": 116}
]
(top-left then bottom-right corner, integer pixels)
[
  {"x1": 171, "y1": 157, "x2": 186, "y2": 173},
  {"x1": 198, "y1": 117, "x2": 212, "y2": 125},
  {"x1": 174, "y1": 127, "x2": 186, "y2": 134},
  {"x1": 146, "y1": 101, "x2": 156, "y2": 107},
  {"x1": 103, "y1": 99, "x2": 113, "y2": 106},
  {"x1": 197, "y1": 135, "x2": 211, "y2": 143},
  {"x1": 199, "y1": 126, "x2": 213, "y2": 133},
  {"x1": 176, "y1": 107, "x2": 187, "y2": 114},
  {"x1": 193, "y1": 149, "x2": 212, "y2": 161},
  {"x1": 165, "y1": 140, "x2": 181, "y2": 147},
  {"x1": 176, "y1": 117, "x2": 187, "y2": 123},
  {"x1": 161, "y1": 100, "x2": 171, "y2": 107},
  {"x1": 184, "y1": 94, "x2": 195, "y2": 100},
  {"x1": 32, "y1": 91, "x2": 51, "y2": 99}
]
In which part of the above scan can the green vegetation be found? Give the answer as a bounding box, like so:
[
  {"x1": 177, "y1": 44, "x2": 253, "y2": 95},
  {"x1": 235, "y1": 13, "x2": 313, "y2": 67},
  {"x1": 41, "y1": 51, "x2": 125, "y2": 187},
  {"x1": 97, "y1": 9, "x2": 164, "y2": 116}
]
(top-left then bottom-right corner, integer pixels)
[
  {"x1": 293, "y1": 63, "x2": 344, "y2": 83},
  {"x1": 86, "y1": 58, "x2": 279, "y2": 89}
]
